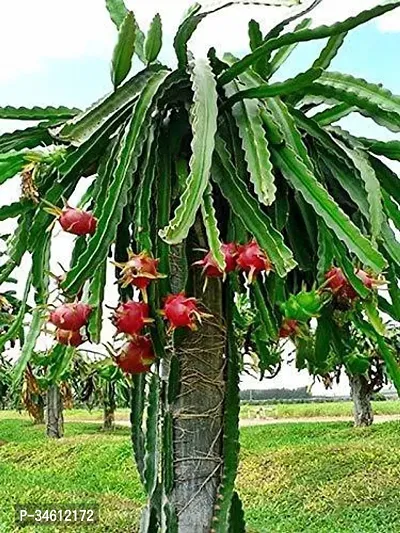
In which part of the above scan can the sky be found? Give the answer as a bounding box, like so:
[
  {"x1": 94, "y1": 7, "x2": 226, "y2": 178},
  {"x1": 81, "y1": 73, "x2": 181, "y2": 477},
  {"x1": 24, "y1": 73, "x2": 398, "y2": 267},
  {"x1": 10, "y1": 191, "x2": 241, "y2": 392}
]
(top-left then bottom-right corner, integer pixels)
[{"x1": 0, "y1": 0, "x2": 399, "y2": 396}]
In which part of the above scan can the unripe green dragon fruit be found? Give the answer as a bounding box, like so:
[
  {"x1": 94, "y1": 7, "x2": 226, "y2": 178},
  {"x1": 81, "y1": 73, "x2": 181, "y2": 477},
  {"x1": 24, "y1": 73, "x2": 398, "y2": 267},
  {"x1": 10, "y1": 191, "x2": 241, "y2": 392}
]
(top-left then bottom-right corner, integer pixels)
[{"x1": 280, "y1": 289, "x2": 326, "y2": 323}]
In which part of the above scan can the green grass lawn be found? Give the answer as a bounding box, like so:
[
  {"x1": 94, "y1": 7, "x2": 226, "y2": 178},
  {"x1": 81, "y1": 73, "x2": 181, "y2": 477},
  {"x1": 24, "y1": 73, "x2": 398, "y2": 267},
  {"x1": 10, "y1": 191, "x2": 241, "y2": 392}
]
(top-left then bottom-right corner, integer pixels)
[
  {"x1": 1, "y1": 413, "x2": 400, "y2": 532},
  {"x1": 240, "y1": 399, "x2": 400, "y2": 420}
]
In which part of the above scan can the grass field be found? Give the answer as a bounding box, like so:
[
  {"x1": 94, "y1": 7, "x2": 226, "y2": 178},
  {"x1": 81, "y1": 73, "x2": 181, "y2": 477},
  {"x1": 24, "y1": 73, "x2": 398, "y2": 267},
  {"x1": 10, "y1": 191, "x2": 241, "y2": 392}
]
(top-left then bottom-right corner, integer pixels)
[
  {"x1": 2, "y1": 399, "x2": 398, "y2": 427},
  {"x1": 1, "y1": 412, "x2": 400, "y2": 532},
  {"x1": 240, "y1": 399, "x2": 400, "y2": 420}
]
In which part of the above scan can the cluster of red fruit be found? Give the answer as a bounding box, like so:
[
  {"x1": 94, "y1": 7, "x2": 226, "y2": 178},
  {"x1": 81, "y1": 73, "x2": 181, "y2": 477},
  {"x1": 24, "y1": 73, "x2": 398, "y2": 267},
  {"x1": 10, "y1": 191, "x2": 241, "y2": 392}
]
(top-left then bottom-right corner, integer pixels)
[
  {"x1": 194, "y1": 240, "x2": 272, "y2": 282},
  {"x1": 49, "y1": 302, "x2": 92, "y2": 346},
  {"x1": 111, "y1": 293, "x2": 208, "y2": 374},
  {"x1": 277, "y1": 266, "x2": 378, "y2": 340},
  {"x1": 324, "y1": 266, "x2": 376, "y2": 301}
]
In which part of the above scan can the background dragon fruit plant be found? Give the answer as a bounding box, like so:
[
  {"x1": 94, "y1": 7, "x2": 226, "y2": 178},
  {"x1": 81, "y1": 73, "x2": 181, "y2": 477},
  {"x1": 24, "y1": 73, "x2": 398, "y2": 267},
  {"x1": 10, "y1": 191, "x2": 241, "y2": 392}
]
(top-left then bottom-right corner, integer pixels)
[{"x1": 0, "y1": 0, "x2": 400, "y2": 530}]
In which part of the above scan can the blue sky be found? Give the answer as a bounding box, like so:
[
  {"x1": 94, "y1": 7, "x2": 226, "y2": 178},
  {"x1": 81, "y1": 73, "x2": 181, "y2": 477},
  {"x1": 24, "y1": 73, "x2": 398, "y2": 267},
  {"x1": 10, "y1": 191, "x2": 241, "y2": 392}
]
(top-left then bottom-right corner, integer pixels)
[{"x1": 0, "y1": 2, "x2": 399, "y2": 117}]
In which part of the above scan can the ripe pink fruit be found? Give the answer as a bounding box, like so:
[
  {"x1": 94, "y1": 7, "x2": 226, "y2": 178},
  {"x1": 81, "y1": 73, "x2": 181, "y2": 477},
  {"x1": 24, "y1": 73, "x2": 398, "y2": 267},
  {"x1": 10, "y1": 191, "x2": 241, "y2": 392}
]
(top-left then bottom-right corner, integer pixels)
[
  {"x1": 355, "y1": 269, "x2": 374, "y2": 289},
  {"x1": 237, "y1": 240, "x2": 272, "y2": 281},
  {"x1": 116, "y1": 336, "x2": 155, "y2": 374},
  {"x1": 162, "y1": 292, "x2": 206, "y2": 331},
  {"x1": 115, "y1": 250, "x2": 166, "y2": 291},
  {"x1": 325, "y1": 267, "x2": 348, "y2": 292},
  {"x1": 49, "y1": 302, "x2": 92, "y2": 331},
  {"x1": 59, "y1": 207, "x2": 97, "y2": 236},
  {"x1": 56, "y1": 329, "x2": 84, "y2": 347},
  {"x1": 112, "y1": 301, "x2": 153, "y2": 336},
  {"x1": 325, "y1": 266, "x2": 377, "y2": 305},
  {"x1": 279, "y1": 319, "x2": 299, "y2": 339},
  {"x1": 193, "y1": 243, "x2": 238, "y2": 278}
]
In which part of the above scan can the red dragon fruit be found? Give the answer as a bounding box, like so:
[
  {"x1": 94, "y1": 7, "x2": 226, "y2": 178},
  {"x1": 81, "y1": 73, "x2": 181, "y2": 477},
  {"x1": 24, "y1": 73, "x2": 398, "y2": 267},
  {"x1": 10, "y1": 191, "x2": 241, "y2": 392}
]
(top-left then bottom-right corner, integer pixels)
[
  {"x1": 112, "y1": 301, "x2": 153, "y2": 336},
  {"x1": 162, "y1": 292, "x2": 209, "y2": 331},
  {"x1": 59, "y1": 207, "x2": 97, "y2": 236},
  {"x1": 279, "y1": 319, "x2": 299, "y2": 339},
  {"x1": 116, "y1": 336, "x2": 155, "y2": 374},
  {"x1": 56, "y1": 329, "x2": 84, "y2": 347},
  {"x1": 325, "y1": 267, "x2": 348, "y2": 292},
  {"x1": 115, "y1": 250, "x2": 166, "y2": 297},
  {"x1": 50, "y1": 302, "x2": 92, "y2": 331},
  {"x1": 355, "y1": 269, "x2": 375, "y2": 289},
  {"x1": 236, "y1": 240, "x2": 272, "y2": 282},
  {"x1": 193, "y1": 243, "x2": 238, "y2": 278}
]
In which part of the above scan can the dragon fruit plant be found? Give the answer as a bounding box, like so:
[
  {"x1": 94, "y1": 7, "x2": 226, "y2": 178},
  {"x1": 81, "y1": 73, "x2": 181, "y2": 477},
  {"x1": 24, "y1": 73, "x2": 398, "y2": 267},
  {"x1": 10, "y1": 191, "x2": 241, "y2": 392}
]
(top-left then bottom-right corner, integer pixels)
[{"x1": 0, "y1": 0, "x2": 400, "y2": 530}]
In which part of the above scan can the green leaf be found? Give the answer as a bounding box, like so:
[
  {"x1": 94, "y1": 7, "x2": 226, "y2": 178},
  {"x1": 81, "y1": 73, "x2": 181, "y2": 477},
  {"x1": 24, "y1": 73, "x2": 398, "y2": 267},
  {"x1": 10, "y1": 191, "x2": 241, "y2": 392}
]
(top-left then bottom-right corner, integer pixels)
[
  {"x1": 0, "y1": 152, "x2": 27, "y2": 185},
  {"x1": 364, "y1": 299, "x2": 386, "y2": 336},
  {"x1": 62, "y1": 69, "x2": 169, "y2": 295},
  {"x1": 144, "y1": 14, "x2": 162, "y2": 63},
  {"x1": 213, "y1": 286, "x2": 241, "y2": 532},
  {"x1": 199, "y1": 184, "x2": 224, "y2": 272},
  {"x1": 225, "y1": 79, "x2": 276, "y2": 206},
  {"x1": 360, "y1": 138, "x2": 400, "y2": 161},
  {"x1": 248, "y1": 19, "x2": 263, "y2": 51},
  {"x1": 32, "y1": 232, "x2": 51, "y2": 305},
  {"x1": 106, "y1": 0, "x2": 146, "y2": 62},
  {"x1": 273, "y1": 144, "x2": 386, "y2": 272},
  {"x1": 0, "y1": 125, "x2": 53, "y2": 153},
  {"x1": 174, "y1": 1, "x2": 300, "y2": 68},
  {"x1": 316, "y1": 220, "x2": 334, "y2": 284},
  {"x1": 305, "y1": 73, "x2": 400, "y2": 132},
  {"x1": 53, "y1": 65, "x2": 164, "y2": 146},
  {"x1": 131, "y1": 374, "x2": 146, "y2": 484},
  {"x1": 0, "y1": 105, "x2": 79, "y2": 120},
  {"x1": 228, "y1": 492, "x2": 246, "y2": 533},
  {"x1": 0, "y1": 272, "x2": 31, "y2": 352},
  {"x1": 312, "y1": 33, "x2": 347, "y2": 70},
  {"x1": 387, "y1": 264, "x2": 400, "y2": 321},
  {"x1": 105, "y1": 0, "x2": 128, "y2": 28},
  {"x1": 268, "y1": 18, "x2": 312, "y2": 77},
  {"x1": 111, "y1": 11, "x2": 136, "y2": 89},
  {"x1": 333, "y1": 134, "x2": 383, "y2": 241},
  {"x1": 314, "y1": 309, "x2": 332, "y2": 372},
  {"x1": 162, "y1": 411, "x2": 174, "y2": 494},
  {"x1": 320, "y1": 151, "x2": 370, "y2": 218},
  {"x1": 156, "y1": 130, "x2": 172, "y2": 297},
  {"x1": 312, "y1": 102, "x2": 355, "y2": 126},
  {"x1": 376, "y1": 336, "x2": 400, "y2": 396},
  {"x1": 144, "y1": 374, "x2": 159, "y2": 497},
  {"x1": 213, "y1": 136, "x2": 296, "y2": 277},
  {"x1": 0, "y1": 213, "x2": 33, "y2": 283},
  {"x1": 134, "y1": 128, "x2": 156, "y2": 252},
  {"x1": 220, "y1": 1, "x2": 400, "y2": 85},
  {"x1": 47, "y1": 345, "x2": 75, "y2": 385},
  {"x1": 381, "y1": 218, "x2": 400, "y2": 267},
  {"x1": 87, "y1": 260, "x2": 107, "y2": 344},
  {"x1": 12, "y1": 308, "x2": 45, "y2": 386},
  {"x1": 251, "y1": 280, "x2": 279, "y2": 339},
  {"x1": 0, "y1": 202, "x2": 31, "y2": 221},
  {"x1": 173, "y1": 4, "x2": 203, "y2": 68},
  {"x1": 369, "y1": 155, "x2": 400, "y2": 205},
  {"x1": 160, "y1": 58, "x2": 218, "y2": 245},
  {"x1": 0, "y1": 106, "x2": 80, "y2": 120},
  {"x1": 226, "y1": 68, "x2": 322, "y2": 107},
  {"x1": 265, "y1": 97, "x2": 313, "y2": 171}
]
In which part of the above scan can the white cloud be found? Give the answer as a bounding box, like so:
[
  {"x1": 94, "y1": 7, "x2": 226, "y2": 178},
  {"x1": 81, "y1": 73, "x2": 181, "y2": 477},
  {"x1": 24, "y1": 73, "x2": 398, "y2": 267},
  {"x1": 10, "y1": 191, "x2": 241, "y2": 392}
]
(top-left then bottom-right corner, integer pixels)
[{"x1": 0, "y1": 1, "x2": 398, "y2": 83}]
